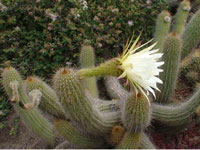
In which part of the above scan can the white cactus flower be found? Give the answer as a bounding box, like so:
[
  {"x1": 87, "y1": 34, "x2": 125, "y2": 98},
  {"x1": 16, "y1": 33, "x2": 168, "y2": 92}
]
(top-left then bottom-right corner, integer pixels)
[{"x1": 118, "y1": 35, "x2": 164, "y2": 103}]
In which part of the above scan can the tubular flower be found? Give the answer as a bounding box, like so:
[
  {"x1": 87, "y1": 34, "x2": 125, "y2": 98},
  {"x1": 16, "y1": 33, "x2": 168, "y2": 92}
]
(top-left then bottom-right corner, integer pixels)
[{"x1": 118, "y1": 36, "x2": 164, "y2": 103}]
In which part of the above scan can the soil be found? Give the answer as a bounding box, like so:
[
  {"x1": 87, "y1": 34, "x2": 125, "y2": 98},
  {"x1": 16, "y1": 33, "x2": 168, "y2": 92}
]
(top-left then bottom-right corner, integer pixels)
[
  {"x1": 0, "y1": 110, "x2": 50, "y2": 149},
  {"x1": 151, "y1": 122, "x2": 200, "y2": 149}
]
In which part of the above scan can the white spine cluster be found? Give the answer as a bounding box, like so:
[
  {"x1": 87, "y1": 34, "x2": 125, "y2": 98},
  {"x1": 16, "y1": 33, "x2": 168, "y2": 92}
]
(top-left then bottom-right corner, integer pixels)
[{"x1": 10, "y1": 81, "x2": 19, "y2": 102}]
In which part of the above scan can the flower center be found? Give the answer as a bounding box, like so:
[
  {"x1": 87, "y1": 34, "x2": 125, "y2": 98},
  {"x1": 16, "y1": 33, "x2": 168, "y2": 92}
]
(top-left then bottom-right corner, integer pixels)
[{"x1": 123, "y1": 63, "x2": 133, "y2": 69}]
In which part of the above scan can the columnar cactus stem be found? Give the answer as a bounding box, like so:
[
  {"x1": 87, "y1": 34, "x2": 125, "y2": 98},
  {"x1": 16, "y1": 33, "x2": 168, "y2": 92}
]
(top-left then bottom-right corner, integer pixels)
[
  {"x1": 181, "y1": 10, "x2": 200, "y2": 59},
  {"x1": 80, "y1": 45, "x2": 99, "y2": 98},
  {"x1": 154, "y1": 10, "x2": 171, "y2": 50},
  {"x1": 1, "y1": 67, "x2": 56, "y2": 145},
  {"x1": 78, "y1": 58, "x2": 122, "y2": 78},
  {"x1": 54, "y1": 119, "x2": 106, "y2": 148},
  {"x1": 156, "y1": 33, "x2": 182, "y2": 103},
  {"x1": 152, "y1": 87, "x2": 200, "y2": 126},
  {"x1": 80, "y1": 45, "x2": 96, "y2": 68},
  {"x1": 24, "y1": 76, "x2": 67, "y2": 119},
  {"x1": 53, "y1": 68, "x2": 118, "y2": 136},
  {"x1": 173, "y1": 0, "x2": 191, "y2": 35},
  {"x1": 104, "y1": 76, "x2": 129, "y2": 100},
  {"x1": 122, "y1": 92, "x2": 151, "y2": 133},
  {"x1": 94, "y1": 99, "x2": 120, "y2": 112},
  {"x1": 140, "y1": 133, "x2": 156, "y2": 149},
  {"x1": 153, "y1": 122, "x2": 189, "y2": 135},
  {"x1": 116, "y1": 132, "x2": 141, "y2": 149}
]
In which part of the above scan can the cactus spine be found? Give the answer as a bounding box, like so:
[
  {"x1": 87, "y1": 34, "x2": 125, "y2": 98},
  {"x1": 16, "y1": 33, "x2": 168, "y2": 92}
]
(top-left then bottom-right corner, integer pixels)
[
  {"x1": 1, "y1": 67, "x2": 55, "y2": 145},
  {"x1": 173, "y1": 0, "x2": 191, "y2": 35},
  {"x1": 24, "y1": 76, "x2": 67, "y2": 119},
  {"x1": 80, "y1": 45, "x2": 99, "y2": 98},
  {"x1": 154, "y1": 10, "x2": 171, "y2": 50},
  {"x1": 156, "y1": 33, "x2": 182, "y2": 103},
  {"x1": 122, "y1": 92, "x2": 151, "y2": 133},
  {"x1": 181, "y1": 10, "x2": 200, "y2": 59}
]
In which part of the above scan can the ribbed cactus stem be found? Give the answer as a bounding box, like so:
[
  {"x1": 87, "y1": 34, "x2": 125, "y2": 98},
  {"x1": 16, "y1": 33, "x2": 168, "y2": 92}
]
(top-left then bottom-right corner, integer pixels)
[
  {"x1": 53, "y1": 68, "x2": 118, "y2": 136},
  {"x1": 89, "y1": 93, "x2": 121, "y2": 125},
  {"x1": 153, "y1": 122, "x2": 189, "y2": 135},
  {"x1": 55, "y1": 119, "x2": 106, "y2": 148},
  {"x1": 140, "y1": 133, "x2": 156, "y2": 149},
  {"x1": 80, "y1": 45, "x2": 95, "y2": 68},
  {"x1": 181, "y1": 9, "x2": 200, "y2": 59},
  {"x1": 95, "y1": 99, "x2": 120, "y2": 112},
  {"x1": 122, "y1": 92, "x2": 151, "y2": 133},
  {"x1": 156, "y1": 33, "x2": 182, "y2": 103},
  {"x1": 104, "y1": 76, "x2": 129, "y2": 100},
  {"x1": 85, "y1": 90, "x2": 121, "y2": 113},
  {"x1": 116, "y1": 132, "x2": 141, "y2": 149},
  {"x1": 24, "y1": 76, "x2": 66, "y2": 119},
  {"x1": 173, "y1": 0, "x2": 191, "y2": 35},
  {"x1": 1, "y1": 67, "x2": 56, "y2": 145},
  {"x1": 152, "y1": 87, "x2": 200, "y2": 126},
  {"x1": 80, "y1": 45, "x2": 99, "y2": 98},
  {"x1": 2, "y1": 66, "x2": 23, "y2": 96},
  {"x1": 154, "y1": 10, "x2": 171, "y2": 50},
  {"x1": 78, "y1": 58, "x2": 122, "y2": 78}
]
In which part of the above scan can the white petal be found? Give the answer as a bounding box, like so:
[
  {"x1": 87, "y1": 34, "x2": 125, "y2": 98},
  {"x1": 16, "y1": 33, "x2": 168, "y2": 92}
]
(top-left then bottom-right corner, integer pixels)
[{"x1": 120, "y1": 38, "x2": 164, "y2": 101}]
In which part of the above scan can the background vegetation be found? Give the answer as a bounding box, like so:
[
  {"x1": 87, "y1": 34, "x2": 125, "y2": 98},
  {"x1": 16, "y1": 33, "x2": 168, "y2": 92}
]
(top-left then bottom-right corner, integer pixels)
[{"x1": 0, "y1": 0, "x2": 167, "y2": 119}]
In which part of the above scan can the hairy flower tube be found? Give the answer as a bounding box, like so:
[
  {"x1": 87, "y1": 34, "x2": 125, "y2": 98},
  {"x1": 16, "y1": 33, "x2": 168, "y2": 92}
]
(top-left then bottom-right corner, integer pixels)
[{"x1": 118, "y1": 36, "x2": 164, "y2": 103}]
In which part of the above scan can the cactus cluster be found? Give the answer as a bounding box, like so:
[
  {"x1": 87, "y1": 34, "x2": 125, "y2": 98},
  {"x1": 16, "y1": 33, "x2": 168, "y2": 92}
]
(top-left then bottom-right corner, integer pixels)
[{"x1": 1, "y1": 1, "x2": 200, "y2": 149}]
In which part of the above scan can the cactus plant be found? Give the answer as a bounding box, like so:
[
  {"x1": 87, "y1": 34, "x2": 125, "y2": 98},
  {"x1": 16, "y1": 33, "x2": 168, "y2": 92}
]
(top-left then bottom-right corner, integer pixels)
[
  {"x1": 155, "y1": 33, "x2": 182, "y2": 103},
  {"x1": 152, "y1": 87, "x2": 200, "y2": 126},
  {"x1": 140, "y1": 133, "x2": 156, "y2": 149},
  {"x1": 54, "y1": 119, "x2": 106, "y2": 148},
  {"x1": 23, "y1": 76, "x2": 67, "y2": 119},
  {"x1": 181, "y1": 9, "x2": 200, "y2": 59},
  {"x1": 80, "y1": 45, "x2": 99, "y2": 98},
  {"x1": 116, "y1": 132, "x2": 141, "y2": 149},
  {"x1": 173, "y1": 0, "x2": 191, "y2": 35},
  {"x1": 1, "y1": 67, "x2": 56, "y2": 146},
  {"x1": 122, "y1": 92, "x2": 151, "y2": 133},
  {"x1": 154, "y1": 10, "x2": 171, "y2": 50},
  {"x1": 1, "y1": 2, "x2": 200, "y2": 149},
  {"x1": 52, "y1": 67, "x2": 119, "y2": 136},
  {"x1": 180, "y1": 50, "x2": 200, "y2": 86}
]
